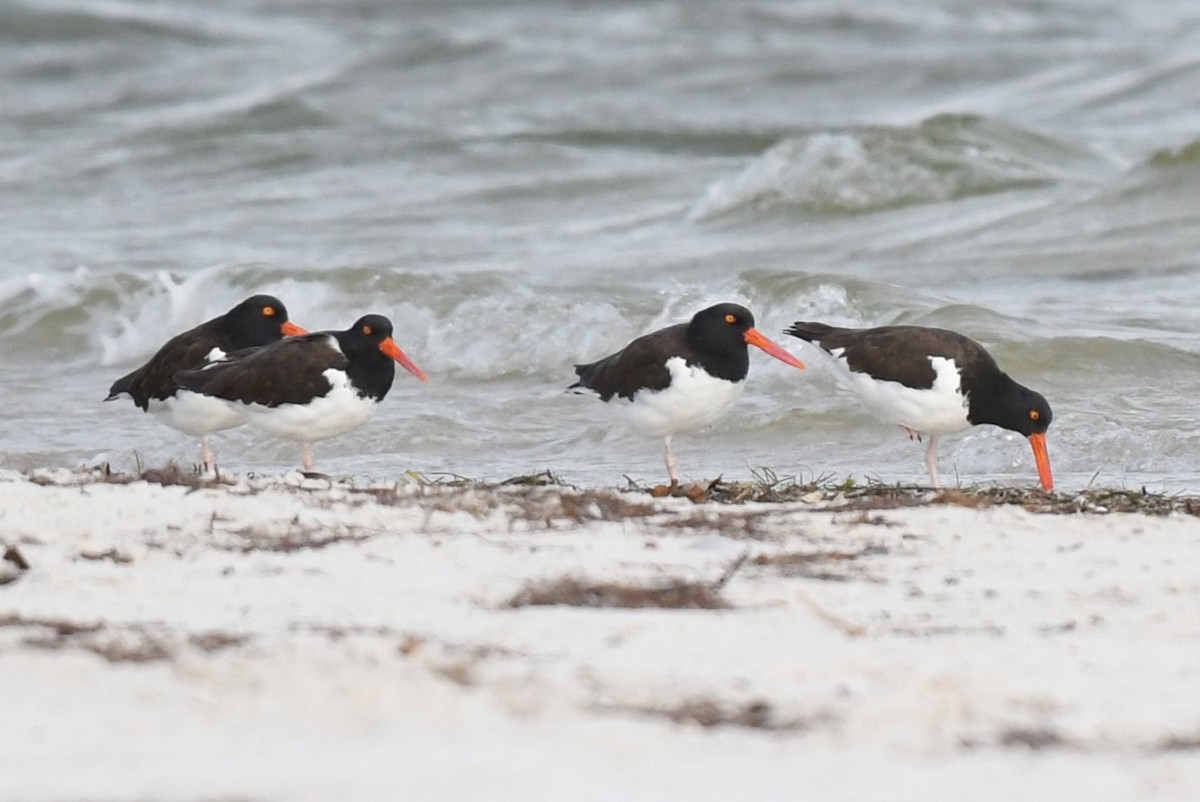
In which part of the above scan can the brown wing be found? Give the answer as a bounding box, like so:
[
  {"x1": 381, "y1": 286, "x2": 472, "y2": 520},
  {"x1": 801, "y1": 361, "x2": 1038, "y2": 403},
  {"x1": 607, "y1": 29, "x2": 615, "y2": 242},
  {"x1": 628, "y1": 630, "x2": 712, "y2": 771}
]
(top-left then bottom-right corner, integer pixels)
[
  {"x1": 787, "y1": 323, "x2": 991, "y2": 390},
  {"x1": 174, "y1": 334, "x2": 348, "y2": 407},
  {"x1": 570, "y1": 323, "x2": 688, "y2": 401},
  {"x1": 105, "y1": 324, "x2": 225, "y2": 408}
]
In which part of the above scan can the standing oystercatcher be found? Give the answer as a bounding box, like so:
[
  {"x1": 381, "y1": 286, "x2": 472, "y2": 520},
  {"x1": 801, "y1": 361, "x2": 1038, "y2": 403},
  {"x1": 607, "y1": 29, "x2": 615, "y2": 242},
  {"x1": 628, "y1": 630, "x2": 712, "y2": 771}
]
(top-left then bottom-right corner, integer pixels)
[
  {"x1": 571, "y1": 302, "x2": 806, "y2": 496},
  {"x1": 105, "y1": 294, "x2": 307, "y2": 470},
  {"x1": 173, "y1": 314, "x2": 427, "y2": 474},
  {"x1": 785, "y1": 322, "x2": 1054, "y2": 490}
]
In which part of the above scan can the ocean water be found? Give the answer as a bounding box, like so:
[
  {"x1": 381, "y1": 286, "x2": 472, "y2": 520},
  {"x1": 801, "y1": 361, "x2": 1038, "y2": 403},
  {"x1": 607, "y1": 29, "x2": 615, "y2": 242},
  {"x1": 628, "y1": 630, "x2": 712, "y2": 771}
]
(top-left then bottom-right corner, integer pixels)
[{"x1": 4, "y1": 0, "x2": 1200, "y2": 491}]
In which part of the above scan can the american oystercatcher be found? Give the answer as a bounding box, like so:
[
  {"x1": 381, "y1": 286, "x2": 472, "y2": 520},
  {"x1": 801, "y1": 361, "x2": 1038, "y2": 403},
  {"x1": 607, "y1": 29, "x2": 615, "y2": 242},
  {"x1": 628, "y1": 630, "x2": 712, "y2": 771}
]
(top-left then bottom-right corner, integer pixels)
[
  {"x1": 173, "y1": 314, "x2": 427, "y2": 474},
  {"x1": 784, "y1": 322, "x2": 1054, "y2": 490},
  {"x1": 571, "y1": 302, "x2": 806, "y2": 496},
  {"x1": 105, "y1": 294, "x2": 307, "y2": 470}
]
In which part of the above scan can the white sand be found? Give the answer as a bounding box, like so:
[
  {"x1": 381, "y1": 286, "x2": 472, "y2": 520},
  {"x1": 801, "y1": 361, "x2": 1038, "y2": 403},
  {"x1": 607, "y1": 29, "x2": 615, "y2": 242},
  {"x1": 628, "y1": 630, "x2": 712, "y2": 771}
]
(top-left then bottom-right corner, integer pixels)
[{"x1": 2, "y1": 468, "x2": 1200, "y2": 801}]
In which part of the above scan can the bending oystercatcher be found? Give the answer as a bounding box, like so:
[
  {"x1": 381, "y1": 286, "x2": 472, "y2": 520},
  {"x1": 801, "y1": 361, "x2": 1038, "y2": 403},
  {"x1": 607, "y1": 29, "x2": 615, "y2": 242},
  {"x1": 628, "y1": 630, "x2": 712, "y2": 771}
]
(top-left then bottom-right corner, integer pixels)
[
  {"x1": 571, "y1": 302, "x2": 806, "y2": 496},
  {"x1": 105, "y1": 294, "x2": 307, "y2": 470},
  {"x1": 173, "y1": 314, "x2": 428, "y2": 474},
  {"x1": 785, "y1": 322, "x2": 1053, "y2": 490}
]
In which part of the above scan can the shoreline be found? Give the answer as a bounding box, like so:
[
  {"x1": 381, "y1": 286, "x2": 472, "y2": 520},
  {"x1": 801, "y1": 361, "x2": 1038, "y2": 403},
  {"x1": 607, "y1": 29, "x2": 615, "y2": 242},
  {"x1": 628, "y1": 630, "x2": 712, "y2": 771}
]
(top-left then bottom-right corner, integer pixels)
[{"x1": 3, "y1": 466, "x2": 1200, "y2": 800}]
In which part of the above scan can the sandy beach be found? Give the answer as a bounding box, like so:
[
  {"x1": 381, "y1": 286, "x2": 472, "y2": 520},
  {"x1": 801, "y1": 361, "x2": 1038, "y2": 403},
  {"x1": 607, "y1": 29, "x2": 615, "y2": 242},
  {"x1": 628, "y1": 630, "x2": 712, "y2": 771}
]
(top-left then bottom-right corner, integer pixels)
[{"x1": 2, "y1": 466, "x2": 1199, "y2": 801}]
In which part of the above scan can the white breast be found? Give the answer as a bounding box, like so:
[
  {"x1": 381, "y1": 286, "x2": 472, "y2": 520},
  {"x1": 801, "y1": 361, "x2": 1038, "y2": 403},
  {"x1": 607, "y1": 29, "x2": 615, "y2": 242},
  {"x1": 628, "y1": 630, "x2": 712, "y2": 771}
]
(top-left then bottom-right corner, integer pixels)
[
  {"x1": 616, "y1": 357, "x2": 745, "y2": 438},
  {"x1": 243, "y1": 368, "x2": 381, "y2": 443}
]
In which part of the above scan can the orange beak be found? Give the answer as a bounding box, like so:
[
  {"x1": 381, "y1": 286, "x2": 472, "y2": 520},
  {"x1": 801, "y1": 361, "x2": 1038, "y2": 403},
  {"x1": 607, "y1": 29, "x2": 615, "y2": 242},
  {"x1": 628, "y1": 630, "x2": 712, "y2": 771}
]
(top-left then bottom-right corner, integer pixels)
[
  {"x1": 281, "y1": 321, "x2": 307, "y2": 337},
  {"x1": 380, "y1": 337, "x2": 429, "y2": 382},
  {"x1": 1028, "y1": 431, "x2": 1054, "y2": 491},
  {"x1": 744, "y1": 328, "x2": 805, "y2": 370}
]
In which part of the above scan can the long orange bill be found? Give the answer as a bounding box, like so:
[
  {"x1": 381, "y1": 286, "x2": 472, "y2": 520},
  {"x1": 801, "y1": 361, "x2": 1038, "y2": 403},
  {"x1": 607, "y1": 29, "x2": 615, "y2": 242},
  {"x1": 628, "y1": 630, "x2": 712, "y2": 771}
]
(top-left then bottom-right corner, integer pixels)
[
  {"x1": 1028, "y1": 432, "x2": 1054, "y2": 491},
  {"x1": 744, "y1": 328, "x2": 806, "y2": 370},
  {"x1": 380, "y1": 337, "x2": 429, "y2": 382},
  {"x1": 281, "y1": 321, "x2": 308, "y2": 336}
]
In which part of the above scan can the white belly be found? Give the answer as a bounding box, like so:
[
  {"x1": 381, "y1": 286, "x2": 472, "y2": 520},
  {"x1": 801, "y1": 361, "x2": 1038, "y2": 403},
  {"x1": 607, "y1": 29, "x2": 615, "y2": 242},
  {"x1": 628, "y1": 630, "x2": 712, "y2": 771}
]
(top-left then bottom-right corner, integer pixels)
[
  {"x1": 834, "y1": 353, "x2": 971, "y2": 435},
  {"x1": 149, "y1": 391, "x2": 248, "y2": 436},
  {"x1": 244, "y1": 369, "x2": 380, "y2": 443},
  {"x1": 617, "y1": 357, "x2": 745, "y2": 438}
]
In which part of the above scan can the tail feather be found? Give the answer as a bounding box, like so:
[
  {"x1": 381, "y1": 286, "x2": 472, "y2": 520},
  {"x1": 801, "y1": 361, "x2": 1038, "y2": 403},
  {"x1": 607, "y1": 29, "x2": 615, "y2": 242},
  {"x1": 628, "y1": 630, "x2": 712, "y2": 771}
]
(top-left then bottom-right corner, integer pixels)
[
  {"x1": 785, "y1": 321, "x2": 836, "y2": 343},
  {"x1": 567, "y1": 359, "x2": 621, "y2": 400},
  {"x1": 566, "y1": 363, "x2": 595, "y2": 395}
]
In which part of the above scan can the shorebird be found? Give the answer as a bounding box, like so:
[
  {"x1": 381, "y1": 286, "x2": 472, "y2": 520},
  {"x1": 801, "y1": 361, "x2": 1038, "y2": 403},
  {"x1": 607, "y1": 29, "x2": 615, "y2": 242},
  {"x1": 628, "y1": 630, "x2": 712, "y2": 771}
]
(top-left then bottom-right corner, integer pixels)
[
  {"x1": 571, "y1": 302, "x2": 805, "y2": 496},
  {"x1": 173, "y1": 314, "x2": 427, "y2": 473},
  {"x1": 105, "y1": 294, "x2": 306, "y2": 470},
  {"x1": 785, "y1": 321, "x2": 1053, "y2": 490}
]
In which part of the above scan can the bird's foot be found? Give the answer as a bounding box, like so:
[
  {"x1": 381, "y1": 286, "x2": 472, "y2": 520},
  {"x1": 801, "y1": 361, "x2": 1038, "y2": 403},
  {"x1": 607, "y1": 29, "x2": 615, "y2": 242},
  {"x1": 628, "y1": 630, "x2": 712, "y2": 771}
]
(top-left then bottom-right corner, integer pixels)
[
  {"x1": 650, "y1": 480, "x2": 679, "y2": 498},
  {"x1": 902, "y1": 426, "x2": 922, "y2": 442},
  {"x1": 194, "y1": 461, "x2": 220, "y2": 479}
]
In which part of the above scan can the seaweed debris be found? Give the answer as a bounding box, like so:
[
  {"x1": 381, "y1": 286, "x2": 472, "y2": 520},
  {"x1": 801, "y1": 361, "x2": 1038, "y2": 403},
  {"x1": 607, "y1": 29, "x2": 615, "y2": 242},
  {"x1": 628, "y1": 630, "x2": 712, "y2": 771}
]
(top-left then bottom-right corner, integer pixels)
[
  {"x1": 604, "y1": 697, "x2": 811, "y2": 732},
  {"x1": 18, "y1": 464, "x2": 1200, "y2": 517},
  {"x1": 505, "y1": 577, "x2": 728, "y2": 610},
  {"x1": 704, "y1": 473, "x2": 1200, "y2": 516}
]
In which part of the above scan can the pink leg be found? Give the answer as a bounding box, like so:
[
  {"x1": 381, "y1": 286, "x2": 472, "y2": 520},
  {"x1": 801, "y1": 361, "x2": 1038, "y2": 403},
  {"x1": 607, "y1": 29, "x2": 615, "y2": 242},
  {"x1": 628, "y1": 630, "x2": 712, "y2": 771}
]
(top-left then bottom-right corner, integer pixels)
[
  {"x1": 663, "y1": 436, "x2": 679, "y2": 486},
  {"x1": 301, "y1": 442, "x2": 316, "y2": 473},
  {"x1": 924, "y1": 435, "x2": 941, "y2": 489},
  {"x1": 200, "y1": 436, "x2": 216, "y2": 472},
  {"x1": 650, "y1": 436, "x2": 680, "y2": 497}
]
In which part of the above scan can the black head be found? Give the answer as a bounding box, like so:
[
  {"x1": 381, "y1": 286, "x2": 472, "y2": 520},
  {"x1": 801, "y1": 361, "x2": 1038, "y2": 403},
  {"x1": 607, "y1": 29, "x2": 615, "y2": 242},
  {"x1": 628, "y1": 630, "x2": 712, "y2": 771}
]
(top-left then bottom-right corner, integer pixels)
[
  {"x1": 975, "y1": 380, "x2": 1054, "y2": 491},
  {"x1": 976, "y1": 382, "x2": 1052, "y2": 437},
  {"x1": 686, "y1": 303, "x2": 806, "y2": 377},
  {"x1": 342, "y1": 314, "x2": 395, "y2": 354},
  {"x1": 221, "y1": 294, "x2": 304, "y2": 347},
  {"x1": 339, "y1": 314, "x2": 428, "y2": 383},
  {"x1": 686, "y1": 303, "x2": 757, "y2": 355}
]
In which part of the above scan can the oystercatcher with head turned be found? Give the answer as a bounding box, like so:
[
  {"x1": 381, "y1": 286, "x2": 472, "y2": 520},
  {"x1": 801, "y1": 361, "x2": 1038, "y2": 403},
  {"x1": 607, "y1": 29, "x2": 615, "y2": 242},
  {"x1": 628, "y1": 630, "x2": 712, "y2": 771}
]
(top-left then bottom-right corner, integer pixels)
[
  {"x1": 784, "y1": 322, "x2": 1053, "y2": 490},
  {"x1": 173, "y1": 314, "x2": 428, "y2": 474},
  {"x1": 571, "y1": 302, "x2": 806, "y2": 496},
  {"x1": 105, "y1": 294, "x2": 307, "y2": 470}
]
